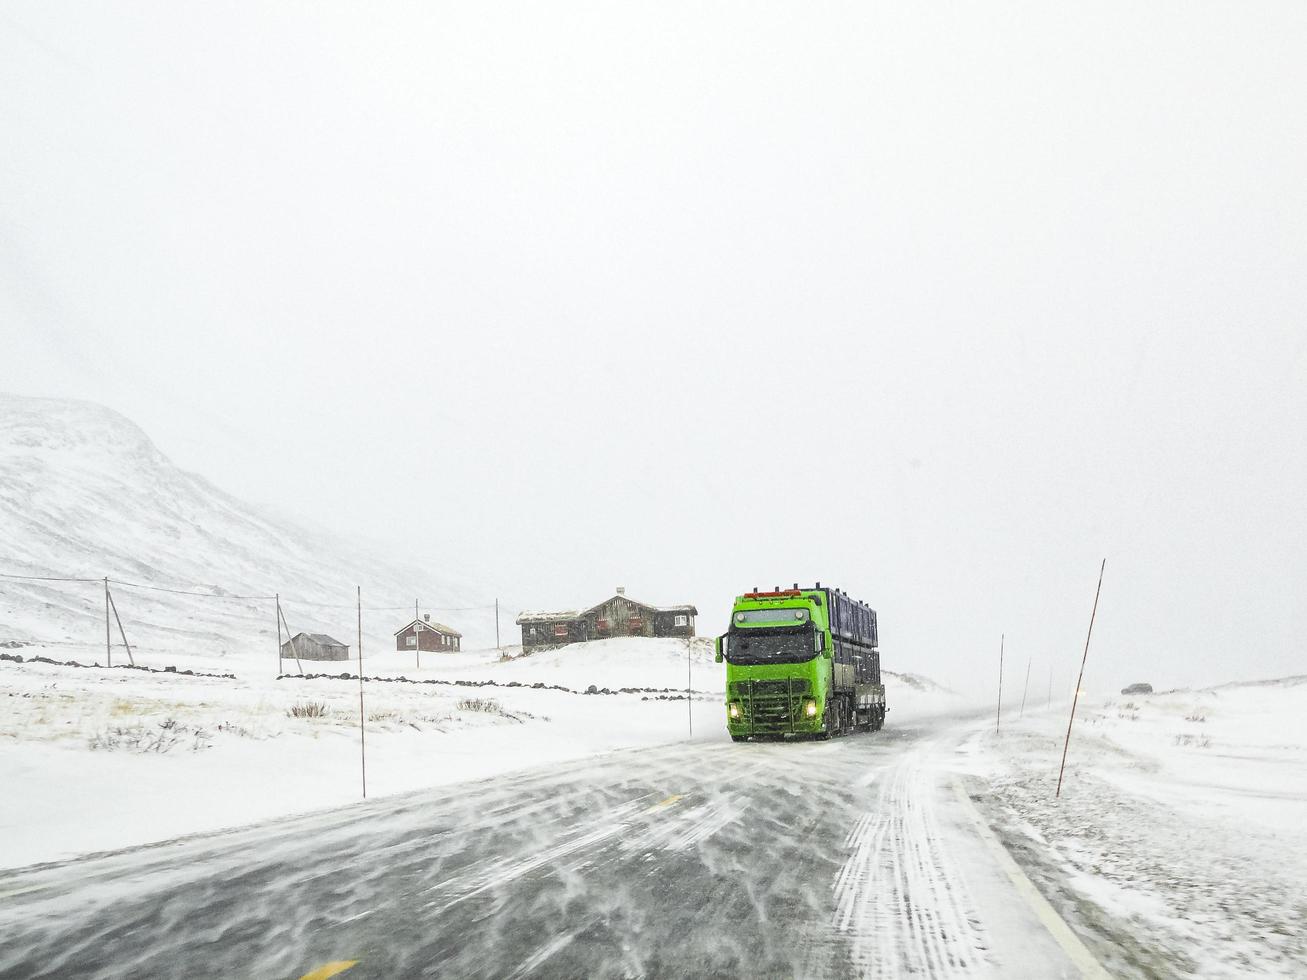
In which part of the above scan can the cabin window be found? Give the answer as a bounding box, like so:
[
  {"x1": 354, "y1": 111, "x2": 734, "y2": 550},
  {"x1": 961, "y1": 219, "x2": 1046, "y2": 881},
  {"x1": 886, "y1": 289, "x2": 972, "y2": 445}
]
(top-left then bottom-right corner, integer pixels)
[
  {"x1": 596, "y1": 618, "x2": 610, "y2": 632},
  {"x1": 406, "y1": 635, "x2": 416, "y2": 648},
  {"x1": 553, "y1": 623, "x2": 569, "y2": 637},
  {"x1": 673, "y1": 614, "x2": 688, "y2": 627},
  {"x1": 628, "y1": 616, "x2": 643, "y2": 630}
]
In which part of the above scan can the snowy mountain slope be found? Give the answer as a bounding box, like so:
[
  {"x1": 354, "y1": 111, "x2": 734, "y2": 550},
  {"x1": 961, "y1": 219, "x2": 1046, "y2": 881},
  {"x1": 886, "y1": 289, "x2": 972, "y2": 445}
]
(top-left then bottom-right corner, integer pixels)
[{"x1": 0, "y1": 393, "x2": 488, "y2": 668}]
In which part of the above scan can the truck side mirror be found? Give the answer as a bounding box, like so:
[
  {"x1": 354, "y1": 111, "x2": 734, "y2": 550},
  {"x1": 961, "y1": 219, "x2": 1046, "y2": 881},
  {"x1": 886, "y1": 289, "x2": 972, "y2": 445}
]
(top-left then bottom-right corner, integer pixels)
[{"x1": 715, "y1": 636, "x2": 725, "y2": 663}]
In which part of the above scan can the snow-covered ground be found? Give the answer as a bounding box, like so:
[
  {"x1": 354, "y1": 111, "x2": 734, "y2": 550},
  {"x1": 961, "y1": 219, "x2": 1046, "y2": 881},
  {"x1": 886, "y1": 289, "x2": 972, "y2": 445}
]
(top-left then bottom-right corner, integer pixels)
[
  {"x1": 0, "y1": 637, "x2": 964, "y2": 870},
  {"x1": 963, "y1": 677, "x2": 1307, "y2": 978}
]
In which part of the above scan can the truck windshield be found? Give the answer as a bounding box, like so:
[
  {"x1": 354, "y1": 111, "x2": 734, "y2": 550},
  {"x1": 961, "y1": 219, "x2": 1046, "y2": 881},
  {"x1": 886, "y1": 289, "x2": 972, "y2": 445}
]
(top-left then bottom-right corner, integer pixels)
[{"x1": 727, "y1": 626, "x2": 816, "y2": 665}]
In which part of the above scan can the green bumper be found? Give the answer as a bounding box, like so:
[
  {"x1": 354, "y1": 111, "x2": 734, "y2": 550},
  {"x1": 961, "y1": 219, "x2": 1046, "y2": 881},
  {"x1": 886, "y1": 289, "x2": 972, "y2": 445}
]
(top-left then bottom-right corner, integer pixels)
[{"x1": 726, "y1": 677, "x2": 824, "y2": 737}]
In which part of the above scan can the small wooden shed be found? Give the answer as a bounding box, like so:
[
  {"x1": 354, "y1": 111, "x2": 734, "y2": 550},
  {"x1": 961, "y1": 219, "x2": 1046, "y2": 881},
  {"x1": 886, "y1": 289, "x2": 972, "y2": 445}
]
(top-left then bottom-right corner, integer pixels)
[
  {"x1": 395, "y1": 615, "x2": 462, "y2": 653},
  {"x1": 281, "y1": 632, "x2": 350, "y2": 662}
]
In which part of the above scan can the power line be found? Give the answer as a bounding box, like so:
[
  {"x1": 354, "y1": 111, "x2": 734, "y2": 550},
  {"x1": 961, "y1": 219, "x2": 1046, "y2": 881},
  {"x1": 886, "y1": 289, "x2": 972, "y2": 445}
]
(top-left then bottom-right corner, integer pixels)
[
  {"x1": 0, "y1": 571, "x2": 102, "y2": 584},
  {"x1": 284, "y1": 599, "x2": 498, "y2": 612},
  {"x1": 2, "y1": 568, "x2": 501, "y2": 612},
  {"x1": 110, "y1": 579, "x2": 276, "y2": 600}
]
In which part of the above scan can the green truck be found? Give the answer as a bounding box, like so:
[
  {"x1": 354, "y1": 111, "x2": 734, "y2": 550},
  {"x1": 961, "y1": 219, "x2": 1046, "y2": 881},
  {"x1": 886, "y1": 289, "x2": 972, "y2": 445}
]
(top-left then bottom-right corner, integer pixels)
[{"x1": 715, "y1": 583, "x2": 886, "y2": 740}]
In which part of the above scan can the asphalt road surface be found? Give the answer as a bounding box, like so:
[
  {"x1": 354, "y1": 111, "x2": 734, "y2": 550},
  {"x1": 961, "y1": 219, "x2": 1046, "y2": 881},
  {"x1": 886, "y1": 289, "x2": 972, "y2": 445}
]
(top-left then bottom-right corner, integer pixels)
[{"x1": 0, "y1": 717, "x2": 1091, "y2": 978}]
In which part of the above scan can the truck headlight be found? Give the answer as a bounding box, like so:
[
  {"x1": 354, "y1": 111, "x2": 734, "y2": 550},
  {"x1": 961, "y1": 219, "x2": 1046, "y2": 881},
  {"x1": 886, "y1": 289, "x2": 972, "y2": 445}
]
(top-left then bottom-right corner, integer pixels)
[
  {"x1": 728, "y1": 703, "x2": 741, "y2": 719},
  {"x1": 805, "y1": 700, "x2": 818, "y2": 717}
]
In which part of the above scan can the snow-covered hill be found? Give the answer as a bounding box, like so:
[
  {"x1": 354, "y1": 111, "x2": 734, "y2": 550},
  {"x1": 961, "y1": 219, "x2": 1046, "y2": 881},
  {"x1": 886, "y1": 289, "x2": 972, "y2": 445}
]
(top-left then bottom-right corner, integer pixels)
[{"x1": 0, "y1": 393, "x2": 488, "y2": 670}]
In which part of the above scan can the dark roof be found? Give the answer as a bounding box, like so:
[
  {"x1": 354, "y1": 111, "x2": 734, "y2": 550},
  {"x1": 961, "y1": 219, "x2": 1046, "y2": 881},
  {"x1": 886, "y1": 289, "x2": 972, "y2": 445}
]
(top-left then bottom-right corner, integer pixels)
[
  {"x1": 517, "y1": 594, "x2": 698, "y2": 625},
  {"x1": 394, "y1": 618, "x2": 462, "y2": 638},
  {"x1": 516, "y1": 609, "x2": 581, "y2": 625},
  {"x1": 580, "y1": 595, "x2": 698, "y2": 617},
  {"x1": 285, "y1": 632, "x2": 349, "y2": 648}
]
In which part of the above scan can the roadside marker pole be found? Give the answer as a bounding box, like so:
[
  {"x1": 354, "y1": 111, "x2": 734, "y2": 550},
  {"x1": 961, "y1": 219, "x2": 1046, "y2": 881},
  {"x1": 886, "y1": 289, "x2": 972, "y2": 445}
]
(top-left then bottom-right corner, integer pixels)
[
  {"x1": 1057, "y1": 559, "x2": 1106, "y2": 799},
  {"x1": 1019, "y1": 656, "x2": 1031, "y2": 718},
  {"x1": 687, "y1": 633, "x2": 693, "y2": 738},
  {"x1": 277, "y1": 593, "x2": 283, "y2": 675},
  {"x1": 415, "y1": 598, "x2": 420, "y2": 671},
  {"x1": 996, "y1": 633, "x2": 1004, "y2": 734},
  {"x1": 358, "y1": 585, "x2": 367, "y2": 799}
]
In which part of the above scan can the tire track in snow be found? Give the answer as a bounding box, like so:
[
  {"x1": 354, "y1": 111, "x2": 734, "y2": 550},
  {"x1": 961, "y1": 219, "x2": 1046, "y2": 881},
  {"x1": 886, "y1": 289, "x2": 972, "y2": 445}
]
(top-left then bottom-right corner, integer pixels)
[{"x1": 832, "y1": 754, "x2": 989, "y2": 977}]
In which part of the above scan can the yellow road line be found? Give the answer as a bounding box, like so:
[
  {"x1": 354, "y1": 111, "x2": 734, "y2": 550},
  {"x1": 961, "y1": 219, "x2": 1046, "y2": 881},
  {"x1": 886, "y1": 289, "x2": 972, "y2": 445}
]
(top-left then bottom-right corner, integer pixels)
[
  {"x1": 951, "y1": 780, "x2": 1111, "y2": 979},
  {"x1": 652, "y1": 794, "x2": 684, "y2": 810},
  {"x1": 297, "y1": 960, "x2": 359, "y2": 980}
]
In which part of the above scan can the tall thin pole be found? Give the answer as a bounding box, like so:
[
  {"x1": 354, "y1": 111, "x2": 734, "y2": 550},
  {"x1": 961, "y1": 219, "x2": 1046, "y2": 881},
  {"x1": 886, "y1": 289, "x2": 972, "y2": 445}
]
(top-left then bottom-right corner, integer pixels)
[
  {"x1": 1047, "y1": 666, "x2": 1053, "y2": 709},
  {"x1": 996, "y1": 633, "x2": 1004, "y2": 733},
  {"x1": 277, "y1": 593, "x2": 283, "y2": 675},
  {"x1": 279, "y1": 603, "x2": 304, "y2": 675},
  {"x1": 107, "y1": 587, "x2": 135, "y2": 666},
  {"x1": 1057, "y1": 559, "x2": 1107, "y2": 798},
  {"x1": 415, "y1": 598, "x2": 420, "y2": 671},
  {"x1": 358, "y1": 585, "x2": 367, "y2": 799},
  {"x1": 687, "y1": 632, "x2": 693, "y2": 737},
  {"x1": 1019, "y1": 656, "x2": 1031, "y2": 718},
  {"x1": 104, "y1": 577, "x2": 111, "y2": 667},
  {"x1": 495, "y1": 598, "x2": 500, "y2": 651}
]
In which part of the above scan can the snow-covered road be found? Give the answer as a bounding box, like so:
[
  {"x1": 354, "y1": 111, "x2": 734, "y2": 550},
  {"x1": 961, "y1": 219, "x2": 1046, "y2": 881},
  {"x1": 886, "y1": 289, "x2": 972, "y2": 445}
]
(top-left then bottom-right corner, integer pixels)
[{"x1": 0, "y1": 716, "x2": 1093, "y2": 979}]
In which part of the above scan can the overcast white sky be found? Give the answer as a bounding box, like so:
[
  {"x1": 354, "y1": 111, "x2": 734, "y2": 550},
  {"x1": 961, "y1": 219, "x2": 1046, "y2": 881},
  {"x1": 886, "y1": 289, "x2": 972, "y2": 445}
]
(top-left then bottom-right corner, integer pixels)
[{"x1": 3, "y1": 2, "x2": 1305, "y2": 693}]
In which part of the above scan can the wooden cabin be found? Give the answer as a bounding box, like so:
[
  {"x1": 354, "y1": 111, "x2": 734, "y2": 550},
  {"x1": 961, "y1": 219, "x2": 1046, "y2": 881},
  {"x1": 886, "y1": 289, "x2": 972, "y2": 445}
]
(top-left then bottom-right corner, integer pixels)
[
  {"x1": 516, "y1": 587, "x2": 696, "y2": 651},
  {"x1": 280, "y1": 632, "x2": 350, "y2": 662},
  {"x1": 395, "y1": 614, "x2": 462, "y2": 653}
]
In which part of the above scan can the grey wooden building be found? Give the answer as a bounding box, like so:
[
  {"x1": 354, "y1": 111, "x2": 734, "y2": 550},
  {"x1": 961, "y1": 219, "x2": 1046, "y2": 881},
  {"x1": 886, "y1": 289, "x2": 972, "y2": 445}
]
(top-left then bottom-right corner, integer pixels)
[
  {"x1": 281, "y1": 632, "x2": 350, "y2": 662},
  {"x1": 516, "y1": 587, "x2": 697, "y2": 651},
  {"x1": 395, "y1": 614, "x2": 463, "y2": 653}
]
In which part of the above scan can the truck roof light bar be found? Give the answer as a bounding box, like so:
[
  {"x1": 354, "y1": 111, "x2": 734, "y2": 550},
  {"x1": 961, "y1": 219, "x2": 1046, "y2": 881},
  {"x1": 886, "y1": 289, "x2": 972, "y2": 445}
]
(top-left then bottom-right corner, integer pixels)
[{"x1": 743, "y1": 589, "x2": 803, "y2": 599}]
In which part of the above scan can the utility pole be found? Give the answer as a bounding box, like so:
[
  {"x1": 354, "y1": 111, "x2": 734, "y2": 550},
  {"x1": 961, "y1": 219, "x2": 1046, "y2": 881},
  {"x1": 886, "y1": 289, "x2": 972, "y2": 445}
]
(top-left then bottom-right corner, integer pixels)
[
  {"x1": 104, "y1": 577, "x2": 111, "y2": 667},
  {"x1": 1020, "y1": 656, "x2": 1032, "y2": 718},
  {"x1": 358, "y1": 585, "x2": 366, "y2": 799},
  {"x1": 414, "y1": 598, "x2": 421, "y2": 671},
  {"x1": 106, "y1": 585, "x2": 135, "y2": 666},
  {"x1": 277, "y1": 593, "x2": 282, "y2": 675},
  {"x1": 996, "y1": 633, "x2": 1004, "y2": 734},
  {"x1": 1057, "y1": 559, "x2": 1107, "y2": 799}
]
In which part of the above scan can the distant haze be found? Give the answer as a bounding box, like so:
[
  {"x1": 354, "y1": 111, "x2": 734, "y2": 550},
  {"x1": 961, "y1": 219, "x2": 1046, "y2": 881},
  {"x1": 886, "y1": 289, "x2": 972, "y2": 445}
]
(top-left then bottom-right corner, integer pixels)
[{"x1": 2, "y1": 4, "x2": 1304, "y2": 693}]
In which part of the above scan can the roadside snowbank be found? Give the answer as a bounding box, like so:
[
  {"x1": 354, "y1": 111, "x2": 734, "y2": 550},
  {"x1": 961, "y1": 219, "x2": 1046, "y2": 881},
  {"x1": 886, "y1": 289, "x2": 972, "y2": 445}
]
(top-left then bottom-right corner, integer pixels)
[{"x1": 963, "y1": 677, "x2": 1307, "y2": 978}]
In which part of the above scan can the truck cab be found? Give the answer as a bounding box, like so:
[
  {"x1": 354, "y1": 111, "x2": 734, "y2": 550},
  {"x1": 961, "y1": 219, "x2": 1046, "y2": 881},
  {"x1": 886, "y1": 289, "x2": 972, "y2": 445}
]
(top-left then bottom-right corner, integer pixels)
[{"x1": 716, "y1": 586, "x2": 885, "y2": 740}]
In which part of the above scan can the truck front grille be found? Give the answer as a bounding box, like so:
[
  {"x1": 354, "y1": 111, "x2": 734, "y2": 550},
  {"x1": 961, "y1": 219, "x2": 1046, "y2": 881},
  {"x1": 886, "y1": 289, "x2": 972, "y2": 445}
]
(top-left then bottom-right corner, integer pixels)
[
  {"x1": 731, "y1": 678, "x2": 812, "y2": 733},
  {"x1": 731, "y1": 679, "x2": 808, "y2": 697}
]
